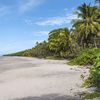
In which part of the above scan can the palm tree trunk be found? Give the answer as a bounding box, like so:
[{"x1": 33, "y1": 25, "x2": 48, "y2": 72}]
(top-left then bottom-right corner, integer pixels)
[{"x1": 94, "y1": 37, "x2": 97, "y2": 48}]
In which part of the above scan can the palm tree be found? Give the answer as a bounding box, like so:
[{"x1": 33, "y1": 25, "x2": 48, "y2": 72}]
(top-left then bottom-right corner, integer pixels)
[
  {"x1": 48, "y1": 28, "x2": 71, "y2": 57},
  {"x1": 72, "y1": 3, "x2": 100, "y2": 48}
]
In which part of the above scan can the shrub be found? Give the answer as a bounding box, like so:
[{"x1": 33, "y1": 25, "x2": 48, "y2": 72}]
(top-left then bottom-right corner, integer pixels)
[
  {"x1": 80, "y1": 92, "x2": 100, "y2": 99},
  {"x1": 89, "y1": 57, "x2": 100, "y2": 89},
  {"x1": 82, "y1": 53, "x2": 100, "y2": 90},
  {"x1": 68, "y1": 48, "x2": 100, "y2": 66}
]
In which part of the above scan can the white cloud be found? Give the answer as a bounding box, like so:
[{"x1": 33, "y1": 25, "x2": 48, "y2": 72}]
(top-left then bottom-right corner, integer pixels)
[
  {"x1": 0, "y1": 6, "x2": 10, "y2": 17},
  {"x1": 19, "y1": 0, "x2": 44, "y2": 13},
  {"x1": 64, "y1": 8, "x2": 68, "y2": 12},
  {"x1": 24, "y1": 8, "x2": 78, "y2": 27},
  {"x1": 25, "y1": 19, "x2": 34, "y2": 25},
  {"x1": 32, "y1": 31, "x2": 49, "y2": 36},
  {"x1": 36, "y1": 14, "x2": 77, "y2": 26}
]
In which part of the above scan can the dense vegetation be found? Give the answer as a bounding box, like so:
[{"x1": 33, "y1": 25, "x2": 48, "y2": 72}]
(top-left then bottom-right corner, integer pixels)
[
  {"x1": 5, "y1": 0, "x2": 100, "y2": 94},
  {"x1": 89, "y1": 57, "x2": 100, "y2": 88},
  {"x1": 68, "y1": 48, "x2": 100, "y2": 66}
]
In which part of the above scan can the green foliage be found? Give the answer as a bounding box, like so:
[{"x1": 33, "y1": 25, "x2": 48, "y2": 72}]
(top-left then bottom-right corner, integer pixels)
[
  {"x1": 72, "y1": 3, "x2": 100, "y2": 48},
  {"x1": 80, "y1": 92, "x2": 100, "y2": 99},
  {"x1": 7, "y1": 41, "x2": 52, "y2": 58},
  {"x1": 80, "y1": 49, "x2": 100, "y2": 90},
  {"x1": 32, "y1": 41, "x2": 52, "y2": 58},
  {"x1": 5, "y1": 49, "x2": 33, "y2": 57},
  {"x1": 68, "y1": 48, "x2": 100, "y2": 66},
  {"x1": 89, "y1": 57, "x2": 100, "y2": 88},
  {"x1": 48, "y1": 28, "x2": 71, "y2": 58}
]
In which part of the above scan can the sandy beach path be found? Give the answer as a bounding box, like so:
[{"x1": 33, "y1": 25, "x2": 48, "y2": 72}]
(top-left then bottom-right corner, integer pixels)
[{"x1": 0, "y1": 56, "x2": 87, "y2": 100}]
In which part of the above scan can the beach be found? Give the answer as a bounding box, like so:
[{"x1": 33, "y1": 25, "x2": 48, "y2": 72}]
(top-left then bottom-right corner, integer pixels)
[{"x1": 0, "y1": 56, "x2": 88, "y2": 100}]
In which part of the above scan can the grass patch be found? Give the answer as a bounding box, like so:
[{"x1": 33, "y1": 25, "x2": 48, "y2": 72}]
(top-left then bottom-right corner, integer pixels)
[
  {"x1": 80, "y1": 92, "x2": 100, "y2": 99},
  {"x1": 45, "y1": 56, "x2": 65, "y2": 60}
]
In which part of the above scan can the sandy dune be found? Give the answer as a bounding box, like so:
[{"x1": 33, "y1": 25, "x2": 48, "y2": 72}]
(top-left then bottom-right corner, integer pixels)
[{"x1": 0, "y1": 57, "x2": 88, "y2": 100}]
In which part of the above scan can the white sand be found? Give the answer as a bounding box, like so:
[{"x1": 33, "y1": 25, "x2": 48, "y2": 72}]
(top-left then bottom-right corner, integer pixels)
[{"x1": 0, "y1": 57, "x2": 88, "y2": 100}]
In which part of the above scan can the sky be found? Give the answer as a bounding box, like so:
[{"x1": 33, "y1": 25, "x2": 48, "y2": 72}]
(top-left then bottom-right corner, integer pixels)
[{"x1": 0, "y1": 0, "x2": 94, "y2": 55}]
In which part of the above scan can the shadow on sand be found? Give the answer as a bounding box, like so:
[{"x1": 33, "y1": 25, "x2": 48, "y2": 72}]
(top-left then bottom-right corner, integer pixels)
[{"x1": 14, "y1": 93, "x2": 84, "y2": 100}]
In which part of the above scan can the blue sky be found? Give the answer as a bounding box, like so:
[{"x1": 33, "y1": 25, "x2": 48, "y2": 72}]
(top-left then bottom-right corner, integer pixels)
[{"x1": 0, "y1": 0, "x2": 94, "y2": 55}]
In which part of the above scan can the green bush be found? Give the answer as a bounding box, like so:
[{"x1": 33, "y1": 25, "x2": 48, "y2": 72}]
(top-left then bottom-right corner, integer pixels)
[
  {"x1": 80, "y1": 92, "x2": 100, "y2": 99},
  {"x1": 89, "y1": 57, "x2": 100, "y2": 89},
  {"x1": 68, "y1": 48, "x2": 100, "y2": 66},
  {"x1": 82, "y1": 52, "x2": 100, "y2": 90},
  {"x1": 32, "y1": 41, "x2": 52, "y2": 58}
]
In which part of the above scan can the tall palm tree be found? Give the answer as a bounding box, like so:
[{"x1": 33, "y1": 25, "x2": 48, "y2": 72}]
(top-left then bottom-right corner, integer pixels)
[
  {"x1": 72, "y1": 3, "x2": 100, "y2": 47},
  {"x1": 48, "y1": 28, "x2": 71, "y2": 57}
]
